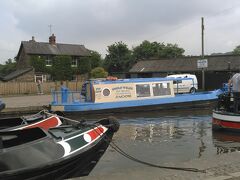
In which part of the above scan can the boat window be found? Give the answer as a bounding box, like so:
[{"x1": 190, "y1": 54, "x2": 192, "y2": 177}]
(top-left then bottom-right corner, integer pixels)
[
  {"x1": 102, "y1": 88, "x2": 111, "y2": 96},
  {"x1": 173, "y1": 80, "x2": 182, "y2": 84},
  {"x1": 152, "y1": 83, "x2": 171, "y2": 96},
  {"x1": 136, "y1": 84, "x2": 151, "y2": 97}
]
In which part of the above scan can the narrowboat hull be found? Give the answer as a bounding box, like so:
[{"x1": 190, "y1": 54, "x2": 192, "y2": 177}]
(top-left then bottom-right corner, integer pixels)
[
  {"x1": 0, "y1": 112, "x2": 62, "y2": 131},
  {"x1": 0, "y1": 118, "x2": 119, "y2": 179},
  {"x1": 1, "y1": 132, "x2": 114, "y2": 180},
  {"x1": 51, "y1": 90, "x2": 222, "y2": 115},
  {"x1": 212, "y1": 110, "x2": 240, "y2": 131}
]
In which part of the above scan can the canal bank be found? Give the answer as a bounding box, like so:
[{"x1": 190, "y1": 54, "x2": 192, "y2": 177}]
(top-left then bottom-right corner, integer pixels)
[{"x1": 0, "y1": 94, "x2": 51, "y2": 116}]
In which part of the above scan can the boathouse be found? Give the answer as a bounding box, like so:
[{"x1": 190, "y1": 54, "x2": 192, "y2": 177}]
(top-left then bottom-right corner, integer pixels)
[{"x1": 129, "y1": 55, "x2": 240, "y2": 90}]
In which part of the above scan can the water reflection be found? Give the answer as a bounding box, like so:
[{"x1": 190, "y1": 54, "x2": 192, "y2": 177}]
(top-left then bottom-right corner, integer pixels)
[
  {"x1": 91, "y1": 111, "x2": 240, "y2": 175},
  {"x1": 212, "y1": 130, "x2": 240, "y2": 154}
]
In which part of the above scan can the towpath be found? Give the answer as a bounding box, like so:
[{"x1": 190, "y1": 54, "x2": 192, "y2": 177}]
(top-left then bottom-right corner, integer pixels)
[{"x1": 1, "y1": 94, "x2": 52, "y2": 116}]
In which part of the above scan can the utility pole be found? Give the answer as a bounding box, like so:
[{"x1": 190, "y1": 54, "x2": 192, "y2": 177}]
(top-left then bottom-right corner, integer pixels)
[{"x1": 201, "y1": 17, "x2": 205, "y2": 91}]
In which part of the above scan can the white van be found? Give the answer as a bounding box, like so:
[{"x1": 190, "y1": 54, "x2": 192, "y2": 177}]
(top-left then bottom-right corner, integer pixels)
[{"x1": 166, "y1": 74, "x2": 198, "y2": 93}]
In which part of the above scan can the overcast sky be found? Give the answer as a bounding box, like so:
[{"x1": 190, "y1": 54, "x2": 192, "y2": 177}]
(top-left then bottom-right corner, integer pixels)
[{"x1": 0, "y1": 0, "x2": 240, "y2": 64}]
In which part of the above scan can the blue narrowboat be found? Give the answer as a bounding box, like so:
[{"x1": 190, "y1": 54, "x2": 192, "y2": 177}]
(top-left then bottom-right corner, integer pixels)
[{"x1": 50, "y1": 77, "x2": 223, "y2": 115}]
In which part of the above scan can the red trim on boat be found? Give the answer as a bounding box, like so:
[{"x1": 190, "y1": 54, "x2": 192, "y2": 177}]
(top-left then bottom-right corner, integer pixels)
[
  {"x1": 24, "y1": 116, "x2": 62, "y2": 130},
  {"x1": 212, "y1": 118, "x2": 240, "y2": 129},
  {"x1": 87, "y1": 127, "x2": 104, "y2": 141}
]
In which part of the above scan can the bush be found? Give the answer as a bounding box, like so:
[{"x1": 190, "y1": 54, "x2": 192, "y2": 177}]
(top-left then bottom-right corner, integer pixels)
[{"x1": 90, "y1": 67, "x2": 108, "y2": 79}]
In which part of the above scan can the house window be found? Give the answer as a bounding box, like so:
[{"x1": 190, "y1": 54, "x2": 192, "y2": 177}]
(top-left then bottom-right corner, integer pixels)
[
  {"x1": 46, "y1": 56, "x2": 52, "y2": 66},
  {"x1": 71, "y1": 58, "x2": 78, "y2": 67},
  {"x1": 136, "y1": 84, "x2": 151, "y2": 98}
]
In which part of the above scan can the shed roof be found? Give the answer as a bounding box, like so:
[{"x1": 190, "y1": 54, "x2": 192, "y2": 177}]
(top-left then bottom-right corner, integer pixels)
[
  {"x1": 129, "y1": 55, "x2": 240, "y2": 73},
  {"x1": 1, "y1": 67, "x2": 33, "y2": 82}
]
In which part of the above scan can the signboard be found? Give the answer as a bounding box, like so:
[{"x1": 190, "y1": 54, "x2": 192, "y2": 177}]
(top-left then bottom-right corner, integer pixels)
[{"x1": 197, "y1": 59, "x2": 208, "y2": 69}]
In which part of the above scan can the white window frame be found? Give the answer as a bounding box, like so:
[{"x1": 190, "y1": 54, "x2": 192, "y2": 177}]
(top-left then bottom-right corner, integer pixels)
[
  {"x1": 71, "y1": 58, "x2": 78, "y2": 67},
  {"x1": 46, "y1": 56, "x2": 52, "y2": 66}
]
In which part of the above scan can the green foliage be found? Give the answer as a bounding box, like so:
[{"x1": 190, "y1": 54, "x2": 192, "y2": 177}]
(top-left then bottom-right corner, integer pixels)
[
  {"x1": 233, "y1": 45, "x2": 240, "y2": 55},
  {"x1": 30, "y1": 56, "x2": 46, "y2": 72},
  {"x1": 0, "y1": 58, "x2": 17, "y2": 76},
  {"x1": 89, "y1": 50, "x2": 103, "y2": 69},
  {"x1": 161, "y1": 43, "x2": 185, "y2": 58},
  {"x1": 133, "y1": 41, "x2": 164, "y2": 60},
  {"x1": 104, "y1": 41, "x2": 133, "y2": 73},
  {"x1": 133, "y1": 40, "x2": 184, "y2": 60},
  {"x1": 90, "y1": 67, "x2": 108, "y2": 78},
  {"x1": 77, "y1": 57, "x2": 91, "y2": 74},
  {"x1": 51, "y1": 55, "x2": 73, "y2": 81}
]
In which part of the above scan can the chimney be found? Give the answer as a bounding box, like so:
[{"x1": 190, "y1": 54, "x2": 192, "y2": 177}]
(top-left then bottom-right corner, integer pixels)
[
  {"x1": 29, "y1": 36, "x2": 36, "y2": 42},
  {"x1": 49, "y1": 34, "x2": 56, "y2": 45}
]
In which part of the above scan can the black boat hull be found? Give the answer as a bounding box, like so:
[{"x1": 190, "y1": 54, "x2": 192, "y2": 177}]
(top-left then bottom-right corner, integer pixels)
[{"x1": 0, "y1": 131, "x2": 114, "y2": 180}]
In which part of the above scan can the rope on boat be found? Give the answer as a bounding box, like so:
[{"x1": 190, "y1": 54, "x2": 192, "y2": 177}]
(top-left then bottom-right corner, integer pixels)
[
  {"x1": 90, "y1": 120, "x2": 206, "y2": 173},
  {"x1": 44, "y1": 112, "x2": 206, "y2": 173},
  {"x1": 109, "y1": 141, "x2": 206, "y2": 173},
  {"x1": 44, "y1": 111, "x2": 80, "y2": 124}
]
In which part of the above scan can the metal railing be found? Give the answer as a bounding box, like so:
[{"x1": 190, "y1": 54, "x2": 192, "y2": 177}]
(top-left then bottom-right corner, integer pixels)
[{"x1": 51, "y1": 90, "x2": 85, "y2": 105}]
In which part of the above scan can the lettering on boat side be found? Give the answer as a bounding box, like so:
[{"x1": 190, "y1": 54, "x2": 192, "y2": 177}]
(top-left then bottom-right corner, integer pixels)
[
  {"x1": 112, "y1": 86, "x2": 133, "y2": 91},
  {"x1": 116, "y1": 94, "x2": 132, "y2": 98}
]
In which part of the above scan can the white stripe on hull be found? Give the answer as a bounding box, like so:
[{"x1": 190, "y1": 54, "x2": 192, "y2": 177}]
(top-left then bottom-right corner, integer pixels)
[{"x1": 213, "y1": 112, "x2": 240, "y2": 122}]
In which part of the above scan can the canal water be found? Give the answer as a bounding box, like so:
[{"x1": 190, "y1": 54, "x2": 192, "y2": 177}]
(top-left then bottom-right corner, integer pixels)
[{"x1": 87, "y1": 109, "x2": 240, "y2": 176}]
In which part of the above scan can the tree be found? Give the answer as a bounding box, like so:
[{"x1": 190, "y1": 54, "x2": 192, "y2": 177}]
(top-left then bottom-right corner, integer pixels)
[
  {"x1": 51, "y1": 55, "x2": 73, "y2": 81},
  {"x1": 161, "y1": 43, "x2": 185, "y2": 58},
  {"x1": 133, "y1": 40, "x2": 185, "y2": 60},
  {"x1": 77, "y1": 57, "x2": 91, "y2": 74},
  {"x1": 89, "y1": 50, "x2": 103, "y2": 69},
  {"x1": 133, "y1": 40, "x2": 164, "y2": 60},
  {"x1": 0, "y1": 58, "x2": 17, "y2": 76},
  {"x1": 30, "y1": 56, "x2": 46, "y2": 72},
  {"x1": 90, "y1": 67, "x2": 108, "y2": 78},
  {"x1": 233, "y1": 45, "x2": 240, "y2": 55},
  {"x1": 104, "y1": 42, "x2": 133, "y2": 73}
]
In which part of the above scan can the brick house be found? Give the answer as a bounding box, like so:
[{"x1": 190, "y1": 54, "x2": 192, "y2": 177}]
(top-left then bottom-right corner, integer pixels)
[{"x1": 2, "y1": 34, "x2": 90, "y2": 82}]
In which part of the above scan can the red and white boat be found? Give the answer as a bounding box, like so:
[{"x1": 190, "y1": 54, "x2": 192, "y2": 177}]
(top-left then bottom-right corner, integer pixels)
[
  {"x1": 212, "y1": 80, "x2": 240, "y2": 131},
  {"x1": 212, "y1": 110, "x2": 240, "y2": 131},
  {"x1": 0, "y1": 111, "x2": 62, "y2": 131}
]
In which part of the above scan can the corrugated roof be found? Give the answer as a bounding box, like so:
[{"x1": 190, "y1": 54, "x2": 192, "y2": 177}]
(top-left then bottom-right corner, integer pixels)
[
  {"x1": 129, "y1": 55, "x2": 240, "y2": 73},
  {"x1": 21, "y1": 41, "x2": 90, "y2": 56}
]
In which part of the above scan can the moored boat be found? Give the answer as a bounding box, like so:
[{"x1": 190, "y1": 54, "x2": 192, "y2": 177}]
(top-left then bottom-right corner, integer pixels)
[
  {"x1": 212, "y1": 110, "x2": 240, "y2": 130},
  {"x1": 212, "y1": 75, "x2": 240, "y2": 131},
  {"x1": 0, "y1": 111, "x2": 62, "y2": 131},
  {"x1": 0, "y1": 117, "x2": 119, "y2": 179},
  {"x1": 50, "y1": 77, "x2": 223, "y2": 115}
]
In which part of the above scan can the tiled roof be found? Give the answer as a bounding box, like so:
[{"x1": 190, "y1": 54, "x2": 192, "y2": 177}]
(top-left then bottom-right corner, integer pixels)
[
  {"x1": 129, "y1": 55, "x2": 240, "y2": 73},
  {"x1": 18, "y1": 41, "x2": 90, "y2": 57}
]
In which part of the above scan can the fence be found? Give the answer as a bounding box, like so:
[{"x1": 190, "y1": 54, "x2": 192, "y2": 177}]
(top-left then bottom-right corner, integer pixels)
[{"x1": 0, "y1": 81, "x2": 84, "y2": 96}]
